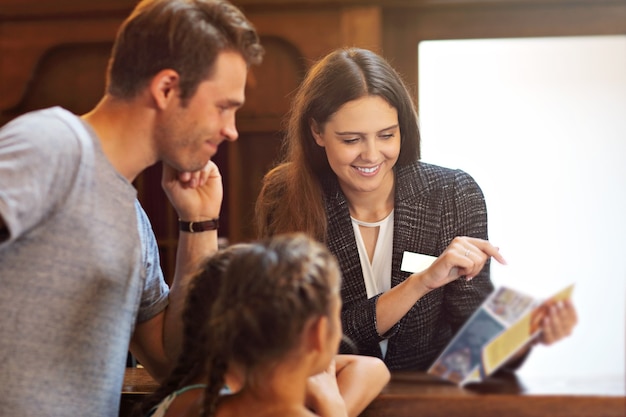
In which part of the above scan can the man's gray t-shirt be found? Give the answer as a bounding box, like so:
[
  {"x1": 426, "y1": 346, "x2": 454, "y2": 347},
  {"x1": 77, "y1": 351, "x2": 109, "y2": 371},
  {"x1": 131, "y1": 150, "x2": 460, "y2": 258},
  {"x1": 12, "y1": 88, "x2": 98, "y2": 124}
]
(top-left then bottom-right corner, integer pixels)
[{"x1": 0, "y1": 107, "x2": 169, "y2": 416}]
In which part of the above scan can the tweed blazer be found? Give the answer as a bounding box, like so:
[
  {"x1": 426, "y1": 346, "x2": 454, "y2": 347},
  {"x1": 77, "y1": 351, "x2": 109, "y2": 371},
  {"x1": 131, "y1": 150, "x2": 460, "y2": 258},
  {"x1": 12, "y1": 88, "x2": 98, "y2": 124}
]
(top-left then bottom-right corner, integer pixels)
[{"x1": 322, "y1": 161, "x2": 495, "y2": 371}]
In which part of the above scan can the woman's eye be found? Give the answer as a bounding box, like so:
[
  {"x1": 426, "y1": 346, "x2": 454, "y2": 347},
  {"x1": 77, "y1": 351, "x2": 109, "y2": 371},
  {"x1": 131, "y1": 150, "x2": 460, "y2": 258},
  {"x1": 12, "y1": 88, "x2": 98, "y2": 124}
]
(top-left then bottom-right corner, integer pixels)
[
  {"x1": 380, "y1": 133, "x2": 394, "y2": 140},
  {"x1": 343, "y1": 138, "x2": 359, "y2": 144}
]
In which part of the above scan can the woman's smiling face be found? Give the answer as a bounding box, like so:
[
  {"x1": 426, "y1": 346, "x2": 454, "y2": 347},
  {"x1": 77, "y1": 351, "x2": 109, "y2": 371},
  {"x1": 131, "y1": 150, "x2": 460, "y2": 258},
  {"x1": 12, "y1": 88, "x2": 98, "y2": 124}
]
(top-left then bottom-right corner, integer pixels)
[{"x1": 311, "y1": 95, "x2": 401, "y2": 196}]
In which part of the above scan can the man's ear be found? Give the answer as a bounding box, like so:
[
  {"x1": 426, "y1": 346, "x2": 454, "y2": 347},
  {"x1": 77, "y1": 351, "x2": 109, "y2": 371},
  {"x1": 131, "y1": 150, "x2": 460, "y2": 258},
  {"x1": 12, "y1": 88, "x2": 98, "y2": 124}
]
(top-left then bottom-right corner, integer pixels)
[
  {"x1": 310, "y1": 119, "x2": 325, "y2": 147},
  {"x1": 150, "y1": 69, "x2": 180, "y2": 110}
]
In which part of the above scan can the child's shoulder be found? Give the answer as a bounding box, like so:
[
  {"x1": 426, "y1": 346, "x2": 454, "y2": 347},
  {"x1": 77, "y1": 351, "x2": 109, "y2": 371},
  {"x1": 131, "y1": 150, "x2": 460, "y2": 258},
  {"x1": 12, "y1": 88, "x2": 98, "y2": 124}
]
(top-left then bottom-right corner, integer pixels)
[{"x1": 152, "y1": 384, "x2": 206, "y2": 417}]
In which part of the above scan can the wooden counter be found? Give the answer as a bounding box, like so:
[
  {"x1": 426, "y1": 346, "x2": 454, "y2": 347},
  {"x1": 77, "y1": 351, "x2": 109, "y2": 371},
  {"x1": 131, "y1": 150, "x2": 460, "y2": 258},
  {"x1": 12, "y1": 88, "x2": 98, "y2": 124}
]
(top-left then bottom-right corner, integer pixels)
[{"x1": 120, "y1": 367, "x2": 625, "y2": 417}]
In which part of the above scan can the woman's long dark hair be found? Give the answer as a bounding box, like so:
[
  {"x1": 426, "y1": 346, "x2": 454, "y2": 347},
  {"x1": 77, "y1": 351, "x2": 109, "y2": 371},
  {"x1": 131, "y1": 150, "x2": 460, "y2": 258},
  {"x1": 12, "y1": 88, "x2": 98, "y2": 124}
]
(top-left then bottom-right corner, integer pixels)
[{"x1": 256, "y1": 47, "x2": 421, "y2": 241}]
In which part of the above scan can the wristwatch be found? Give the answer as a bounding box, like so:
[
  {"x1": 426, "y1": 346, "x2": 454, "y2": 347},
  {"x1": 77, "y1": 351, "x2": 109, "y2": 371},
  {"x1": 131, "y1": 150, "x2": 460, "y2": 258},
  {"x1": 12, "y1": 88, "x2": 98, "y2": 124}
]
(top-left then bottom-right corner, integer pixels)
[{"x1": 178, "y1": 217, "x2": 219, "y2": 232}]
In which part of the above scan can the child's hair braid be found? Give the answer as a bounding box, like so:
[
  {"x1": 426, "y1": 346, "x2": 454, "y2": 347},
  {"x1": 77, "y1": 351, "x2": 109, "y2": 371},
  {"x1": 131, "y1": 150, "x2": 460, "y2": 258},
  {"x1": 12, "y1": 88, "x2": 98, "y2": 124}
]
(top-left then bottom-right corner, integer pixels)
[{"x1": 134, "y1": 244, "x2": 252, "y2": 416}]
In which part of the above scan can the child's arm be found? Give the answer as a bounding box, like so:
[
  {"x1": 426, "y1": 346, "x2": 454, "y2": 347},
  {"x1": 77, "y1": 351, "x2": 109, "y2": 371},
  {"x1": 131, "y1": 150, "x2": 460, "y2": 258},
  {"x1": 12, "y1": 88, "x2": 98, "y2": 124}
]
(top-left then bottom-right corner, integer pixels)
[
  {"x1": 334, "y1": 354, "x2": 390, "y2": 417},
  {"x1": 306, "y1": 359, "x2": 348, "y2": 417}
]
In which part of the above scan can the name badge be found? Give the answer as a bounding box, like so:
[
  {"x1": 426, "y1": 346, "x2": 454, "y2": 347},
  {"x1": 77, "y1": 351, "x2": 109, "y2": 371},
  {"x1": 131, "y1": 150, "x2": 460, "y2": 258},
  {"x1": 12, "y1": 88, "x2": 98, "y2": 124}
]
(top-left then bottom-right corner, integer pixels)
[{"x1": 400, "y1": 251, "x2": 437, "y2": 273}]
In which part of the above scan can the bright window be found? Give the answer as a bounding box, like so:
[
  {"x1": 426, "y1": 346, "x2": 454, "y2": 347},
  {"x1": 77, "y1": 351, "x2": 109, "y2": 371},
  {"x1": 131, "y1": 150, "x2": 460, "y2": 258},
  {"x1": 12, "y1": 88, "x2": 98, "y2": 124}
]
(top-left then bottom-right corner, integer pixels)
[{"x1": 418, "y1": 36, "x2": 626, "y2": 381}]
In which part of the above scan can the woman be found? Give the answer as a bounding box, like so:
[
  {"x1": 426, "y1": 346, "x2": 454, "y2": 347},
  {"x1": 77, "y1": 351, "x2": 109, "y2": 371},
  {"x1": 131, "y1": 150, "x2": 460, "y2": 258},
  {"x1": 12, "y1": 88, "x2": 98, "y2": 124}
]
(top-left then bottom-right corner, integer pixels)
[
  {"x1": 138, "y1": 234, "x2": 389, "y2": 417},
  {"x1": 255, "y1": 47, "x2": 577, "y2": 371}
]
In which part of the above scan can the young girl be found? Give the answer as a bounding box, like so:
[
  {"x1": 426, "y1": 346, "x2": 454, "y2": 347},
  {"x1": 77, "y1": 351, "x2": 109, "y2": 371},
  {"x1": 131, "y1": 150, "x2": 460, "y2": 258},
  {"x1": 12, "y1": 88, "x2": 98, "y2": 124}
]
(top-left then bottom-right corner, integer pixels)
[{"x1": 138, "y1": 233, "x2": 389, "y2": 417}]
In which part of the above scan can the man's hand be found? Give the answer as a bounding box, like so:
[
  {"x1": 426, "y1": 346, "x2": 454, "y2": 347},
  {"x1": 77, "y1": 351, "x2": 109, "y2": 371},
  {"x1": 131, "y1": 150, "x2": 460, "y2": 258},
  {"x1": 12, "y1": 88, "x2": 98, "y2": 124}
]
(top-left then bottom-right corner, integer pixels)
[
  {"x1": 161, "y1": 160, "x2": 223, "y2": 221},
  {"x1": 157, "y1": 160, "x2": 224, "y2": 367}
]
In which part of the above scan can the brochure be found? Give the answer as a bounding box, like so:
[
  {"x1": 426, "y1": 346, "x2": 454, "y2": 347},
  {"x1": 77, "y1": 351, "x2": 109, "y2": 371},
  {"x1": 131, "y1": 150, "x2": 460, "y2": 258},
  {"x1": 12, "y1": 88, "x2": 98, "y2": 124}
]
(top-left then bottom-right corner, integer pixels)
[{"x1": 427, "y1": 283, "x2": 575, "y2": 385}]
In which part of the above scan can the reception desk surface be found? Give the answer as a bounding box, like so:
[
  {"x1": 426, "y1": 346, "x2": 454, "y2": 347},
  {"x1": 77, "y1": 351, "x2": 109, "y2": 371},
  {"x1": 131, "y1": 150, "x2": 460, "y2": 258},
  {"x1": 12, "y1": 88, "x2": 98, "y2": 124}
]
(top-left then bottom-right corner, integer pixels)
[{"x1": 121, "y1": 367, "x2": 625, "y2": 417}]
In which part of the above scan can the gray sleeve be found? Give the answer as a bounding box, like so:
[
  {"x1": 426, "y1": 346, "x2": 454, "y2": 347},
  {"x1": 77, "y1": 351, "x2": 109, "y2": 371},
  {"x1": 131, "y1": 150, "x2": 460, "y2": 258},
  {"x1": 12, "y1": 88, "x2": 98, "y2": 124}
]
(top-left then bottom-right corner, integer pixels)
[
  {"x1": 135, "y1": 200, "x2": 170, "y2": 323},
  {"x1": 0, "y1": 110, "x2": 81, "y2": 246}
]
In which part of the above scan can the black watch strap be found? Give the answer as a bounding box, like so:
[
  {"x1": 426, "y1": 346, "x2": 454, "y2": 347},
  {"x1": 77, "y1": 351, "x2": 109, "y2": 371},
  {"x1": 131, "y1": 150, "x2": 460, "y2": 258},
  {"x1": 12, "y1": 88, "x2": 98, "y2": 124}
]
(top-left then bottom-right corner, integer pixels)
[{"x1": 179, "y1": 217, "x2": 219, "y2": 232}]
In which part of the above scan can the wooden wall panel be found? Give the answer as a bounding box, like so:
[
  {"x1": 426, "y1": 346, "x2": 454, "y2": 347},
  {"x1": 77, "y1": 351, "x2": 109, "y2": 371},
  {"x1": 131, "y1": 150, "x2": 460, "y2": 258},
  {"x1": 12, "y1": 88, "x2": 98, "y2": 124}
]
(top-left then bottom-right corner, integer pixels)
[
  {"x1": 3, "y1": 42, "x2": 110, "y2": 121},
  {"x1": 2, "y1": 0, "x2": 621, "y2": 272},
  {"x1": 228, "y1": 36, "x2": 306, "y2": 243},
  {"x1": 0, "y1": 17, "x2": 122, "y2": 125}
]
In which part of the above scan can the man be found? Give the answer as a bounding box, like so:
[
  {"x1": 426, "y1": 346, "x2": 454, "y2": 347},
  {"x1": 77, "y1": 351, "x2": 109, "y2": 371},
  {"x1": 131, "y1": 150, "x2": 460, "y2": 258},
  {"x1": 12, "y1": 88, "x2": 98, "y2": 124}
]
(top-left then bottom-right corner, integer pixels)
[{"x1": 0, "y1": 0, "x2": 263, "y2": 415}]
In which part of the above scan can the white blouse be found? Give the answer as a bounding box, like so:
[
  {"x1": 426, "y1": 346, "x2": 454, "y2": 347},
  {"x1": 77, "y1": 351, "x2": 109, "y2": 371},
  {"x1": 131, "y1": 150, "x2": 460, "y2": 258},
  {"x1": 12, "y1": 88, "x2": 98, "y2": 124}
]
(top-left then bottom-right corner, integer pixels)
[{"x1": 351, "y1": 210, "x2": 394, "y2": 357}]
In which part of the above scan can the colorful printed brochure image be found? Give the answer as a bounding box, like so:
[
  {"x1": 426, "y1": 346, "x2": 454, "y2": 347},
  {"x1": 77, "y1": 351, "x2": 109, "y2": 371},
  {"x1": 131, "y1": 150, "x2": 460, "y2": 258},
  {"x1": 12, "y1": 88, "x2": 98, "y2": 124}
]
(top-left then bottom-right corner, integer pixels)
[{"x1": 428, "y1": 284, "x2": 575, "y2": 385}]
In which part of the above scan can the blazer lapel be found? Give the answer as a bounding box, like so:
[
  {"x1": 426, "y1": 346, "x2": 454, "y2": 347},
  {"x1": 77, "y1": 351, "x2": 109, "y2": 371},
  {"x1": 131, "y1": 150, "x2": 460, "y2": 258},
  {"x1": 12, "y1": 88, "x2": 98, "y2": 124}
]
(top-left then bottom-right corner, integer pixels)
[
  {"x1": 323, "y1": 178, "x2": 368, "y2": 306},
  {"x1": 392, "y1": 163, "x2": 445, "y2": 287}
]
